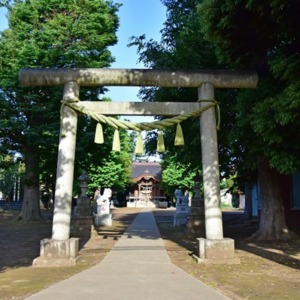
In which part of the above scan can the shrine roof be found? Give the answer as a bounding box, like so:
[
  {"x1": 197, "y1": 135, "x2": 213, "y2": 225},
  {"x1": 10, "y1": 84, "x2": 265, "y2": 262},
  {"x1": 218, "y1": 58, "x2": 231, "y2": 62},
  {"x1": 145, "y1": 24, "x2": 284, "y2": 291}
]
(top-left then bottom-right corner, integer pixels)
[{"x1": 131, "y1": 162, "x2": 162, "y2": 182}]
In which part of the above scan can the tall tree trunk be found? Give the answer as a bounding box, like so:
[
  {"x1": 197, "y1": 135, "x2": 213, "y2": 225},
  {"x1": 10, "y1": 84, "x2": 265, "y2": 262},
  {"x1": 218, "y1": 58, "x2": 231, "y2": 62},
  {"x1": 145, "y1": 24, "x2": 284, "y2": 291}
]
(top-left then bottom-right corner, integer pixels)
[
  {"x1": 248, "y1": 156, "x2": 294, "y2": 241},
  {"x1": 16, "y1": 145, "x2": 42, "y2": 222}
]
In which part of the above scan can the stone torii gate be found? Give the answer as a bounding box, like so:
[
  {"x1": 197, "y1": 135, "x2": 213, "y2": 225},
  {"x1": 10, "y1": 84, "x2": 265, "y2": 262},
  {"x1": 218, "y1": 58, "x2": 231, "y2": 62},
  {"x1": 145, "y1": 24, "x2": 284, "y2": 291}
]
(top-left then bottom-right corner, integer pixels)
[{"x1": 19, "y1": 68, "x2": 258, "y2": 266}]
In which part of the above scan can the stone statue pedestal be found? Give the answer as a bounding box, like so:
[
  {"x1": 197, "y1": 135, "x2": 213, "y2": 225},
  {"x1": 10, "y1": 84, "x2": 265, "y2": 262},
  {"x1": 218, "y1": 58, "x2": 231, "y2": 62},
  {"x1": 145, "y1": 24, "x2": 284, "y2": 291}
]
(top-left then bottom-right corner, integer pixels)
[
  {"x1": 193, "y1": 238, "x2": 240, "y2": 264},
  {"x1": 33, "y1": 238, "x2": 79, "y2": 267},
  {"x1": 94, "y1": 203, "x2": 112, "y2": 226},
  {"x1": 173, "y1": 203, "x2": 189, "y2": 226}
]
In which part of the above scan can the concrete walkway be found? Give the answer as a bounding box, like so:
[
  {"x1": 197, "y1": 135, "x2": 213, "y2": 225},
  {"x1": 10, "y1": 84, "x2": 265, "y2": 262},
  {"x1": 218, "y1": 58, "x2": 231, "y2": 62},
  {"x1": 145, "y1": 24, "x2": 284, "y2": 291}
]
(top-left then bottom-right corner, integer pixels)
[{"x1": 26, "y1": 210, "x2": 230, "y2": 300}]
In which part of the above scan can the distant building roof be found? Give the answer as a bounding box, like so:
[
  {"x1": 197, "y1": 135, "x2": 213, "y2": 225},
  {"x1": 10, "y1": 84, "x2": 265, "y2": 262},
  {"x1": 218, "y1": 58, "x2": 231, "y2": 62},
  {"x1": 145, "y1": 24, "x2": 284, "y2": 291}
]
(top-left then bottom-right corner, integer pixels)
[{"x1": 131, "y1": 162, "x2": 162, "y2": 182}]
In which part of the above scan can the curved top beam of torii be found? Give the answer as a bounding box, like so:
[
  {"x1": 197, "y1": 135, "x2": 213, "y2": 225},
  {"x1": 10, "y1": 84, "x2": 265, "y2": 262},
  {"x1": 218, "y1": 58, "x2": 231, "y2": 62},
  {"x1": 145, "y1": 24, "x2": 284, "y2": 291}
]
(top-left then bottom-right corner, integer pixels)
[{"x1": 19, "y1": 68, "x2": 258, "y2": 89}]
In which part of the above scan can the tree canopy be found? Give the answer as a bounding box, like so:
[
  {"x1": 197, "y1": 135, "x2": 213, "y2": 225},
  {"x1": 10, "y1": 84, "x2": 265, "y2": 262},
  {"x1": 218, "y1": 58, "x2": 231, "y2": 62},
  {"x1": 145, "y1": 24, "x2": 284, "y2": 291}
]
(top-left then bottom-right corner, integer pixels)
[
  {"x1": 160, "y1": 153, "x2": 196, "y2": 196},
  {"x1": 197, "y1": 0, "x2": 300, "y2": 240},
  {"x1": 199, "y1": 0, "x2": 300, "y2": 174},
  {"x1": 129, "y1": 0, "x2": 225, "y2": 192},
  {"x1": 0, "y1": 0, "x2": 131, "y2": 221},
  {"x1": 132, "y1": 0, "x2": 300, "y2": 240}
]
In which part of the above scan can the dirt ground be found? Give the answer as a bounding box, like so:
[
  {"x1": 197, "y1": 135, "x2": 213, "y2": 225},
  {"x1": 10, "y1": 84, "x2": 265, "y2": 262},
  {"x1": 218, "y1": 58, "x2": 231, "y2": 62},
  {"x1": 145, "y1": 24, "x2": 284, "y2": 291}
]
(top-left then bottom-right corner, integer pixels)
[{"x1": 0, "y1": 207, "x2": 299, "y2": 300}]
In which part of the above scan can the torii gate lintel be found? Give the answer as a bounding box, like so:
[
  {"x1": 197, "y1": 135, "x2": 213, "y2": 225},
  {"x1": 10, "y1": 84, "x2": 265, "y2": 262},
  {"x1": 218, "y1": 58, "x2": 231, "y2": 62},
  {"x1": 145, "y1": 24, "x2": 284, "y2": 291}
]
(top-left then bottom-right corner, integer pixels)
[{"x1": 19, "y1": 68, "x2": 258, "y2": 88}]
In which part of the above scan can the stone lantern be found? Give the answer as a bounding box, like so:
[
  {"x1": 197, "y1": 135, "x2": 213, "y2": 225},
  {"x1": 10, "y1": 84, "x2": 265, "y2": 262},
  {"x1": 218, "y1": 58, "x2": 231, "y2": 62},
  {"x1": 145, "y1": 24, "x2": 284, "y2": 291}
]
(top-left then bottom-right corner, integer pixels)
[
  {"x1": 78, "y1": 173, "x2": 90, "y2": 199},
  {"x1": 186, "y1": 175, "x2": 205, "y2": 237},
  {"x1": 72, "y1": 173, "x2": 95, "y2": 237},
  {"x1": 74, "y1": 173, "x2": 91, "y2": 215}
]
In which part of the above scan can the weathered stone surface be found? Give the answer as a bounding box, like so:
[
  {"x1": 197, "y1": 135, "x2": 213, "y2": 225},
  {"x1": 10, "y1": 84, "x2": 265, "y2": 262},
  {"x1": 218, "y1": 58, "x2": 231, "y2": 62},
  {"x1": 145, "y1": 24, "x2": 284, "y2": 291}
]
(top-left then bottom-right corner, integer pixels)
[
  {"x1": 19, "y1": 68, "x2": 258, "y2": 88},
  {"x1": 71, "y1": 220, "x2": 95, "y2": 239},
  {"x1": 73, "y1": 206, "x2": 92, "y2": 217},
  {"x1": 77, "y1": 101, "x2": 202, "y2": 116},
  {"x1": 198, "y1": 83, "x2": 224, "y2": 240},
  {"x1": 194, "y1": 238, "x2": 240, "y2": 264},
  {"x1": 33, "y1": 238, "x2": 79, "y2": 267},
  {"x1": 52, "y1": 82, "x2": 79, "y2": 241},
  {"x1": 186, "y1": 209, "x2": 205, "y2": 237},
  {"x1": 187, "y1": 179, "x2": 205, "y2": 237},
  {"x1": 76, "y1": 197, "x2": 91, "y2": 207}
]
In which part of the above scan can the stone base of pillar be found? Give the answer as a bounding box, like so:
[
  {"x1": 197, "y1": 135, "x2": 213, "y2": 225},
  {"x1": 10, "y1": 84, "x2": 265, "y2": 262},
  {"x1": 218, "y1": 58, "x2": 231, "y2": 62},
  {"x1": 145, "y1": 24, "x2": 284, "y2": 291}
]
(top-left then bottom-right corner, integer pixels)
[
  {"x1": 32, "y1": 238, "x2": 79, "y2": 267},
  {"x1": 193, "y1": 238, "x2": 240, "y2": 264}
]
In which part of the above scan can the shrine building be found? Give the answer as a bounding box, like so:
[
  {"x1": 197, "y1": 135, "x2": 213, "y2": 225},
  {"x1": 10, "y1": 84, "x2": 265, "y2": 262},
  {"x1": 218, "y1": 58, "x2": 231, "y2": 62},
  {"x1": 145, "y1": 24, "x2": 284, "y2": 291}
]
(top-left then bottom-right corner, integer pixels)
[{"x1": 127, "y1": 162, "x2": 166, "y2": 208}]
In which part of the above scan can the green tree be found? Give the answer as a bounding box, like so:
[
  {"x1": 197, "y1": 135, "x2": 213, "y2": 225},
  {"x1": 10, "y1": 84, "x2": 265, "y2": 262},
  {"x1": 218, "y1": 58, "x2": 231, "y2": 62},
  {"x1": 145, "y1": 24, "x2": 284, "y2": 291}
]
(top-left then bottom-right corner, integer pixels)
[
  {"x1": 160, "y1": 153, "x2": 196, "y2": 197},
  {"x1": 199, "y1": 0, "x2": 300, "y2": 240},
  {"x1": 0, "y1": 155, "x2": 24, "y2": 201},
  {"x1": 0, "y1": 0, "x2": 120, "y2": 221},
  {"x1": 133, "y1": 0, "x2": 300, "y2": 240},
  {"x1": 131, "y1": 0, "x2": 239, "y2": 173},
  {"x1": 85, "y1": 127, "x2": 133, "y2": 194},
  {"x1": 130, "y1": 0, "x2": 231, "y2": 196},
  {"x1": 88, "y1": 155, "x2": 129, "y2": 193},
  {"x1": 130, "y1": 0, "x2": 220, "y2": 177}
]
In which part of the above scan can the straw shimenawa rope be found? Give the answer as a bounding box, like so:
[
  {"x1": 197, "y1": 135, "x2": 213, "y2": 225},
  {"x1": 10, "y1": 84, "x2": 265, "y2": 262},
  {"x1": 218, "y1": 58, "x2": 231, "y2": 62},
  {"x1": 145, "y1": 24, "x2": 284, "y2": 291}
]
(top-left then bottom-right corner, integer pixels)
[
  {"x1": 62, "y1": 100, "x2": 219, "y2": 131},
  {"x1": 61, "y1": 99, "x2": 220, "y2": 152}
]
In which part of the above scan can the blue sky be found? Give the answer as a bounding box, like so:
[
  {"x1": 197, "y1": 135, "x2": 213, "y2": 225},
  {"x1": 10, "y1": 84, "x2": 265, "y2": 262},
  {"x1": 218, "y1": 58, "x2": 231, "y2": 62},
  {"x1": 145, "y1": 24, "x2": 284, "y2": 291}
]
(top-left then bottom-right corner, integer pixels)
[
  {"x1": 106, "y1": 0, "x2": 166, "y2": 112},
  {"x1": 0, "y1": 1, "x2": 166, "y2": 102}
]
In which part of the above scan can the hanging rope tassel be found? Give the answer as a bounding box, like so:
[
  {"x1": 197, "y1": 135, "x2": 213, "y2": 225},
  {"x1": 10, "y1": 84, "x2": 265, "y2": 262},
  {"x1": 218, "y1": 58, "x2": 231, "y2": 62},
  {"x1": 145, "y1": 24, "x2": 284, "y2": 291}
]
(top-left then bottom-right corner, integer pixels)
[
  {"x1": 174, "y1": 123, "x2": 185, "y2": 146},
  {"x1": 157, "y1": 130, "x2": 165, "y2": 152},
  {"x1": 94, "y1": 123, "x2": 104, "y2": 144},
  {"x1": 112, "y1": 129, "x2": 121, "y2": 151},
  {"x1": 135, "y1": 131, "x2": 144, "y2": 154}
]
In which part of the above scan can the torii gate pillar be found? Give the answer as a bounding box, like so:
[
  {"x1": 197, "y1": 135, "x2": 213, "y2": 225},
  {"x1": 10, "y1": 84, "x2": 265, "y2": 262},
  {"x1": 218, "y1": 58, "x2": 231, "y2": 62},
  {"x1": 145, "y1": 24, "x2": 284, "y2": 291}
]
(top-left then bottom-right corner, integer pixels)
[
  {"x1": 197, "y1": 83, "x2": 239, "y2": 263},
  {"x1": 33, "y1": 81, "x2": 80, "y2": 267},
  {"x1": 199, "y1": 82, "x2": 223, "y2": 239}
]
